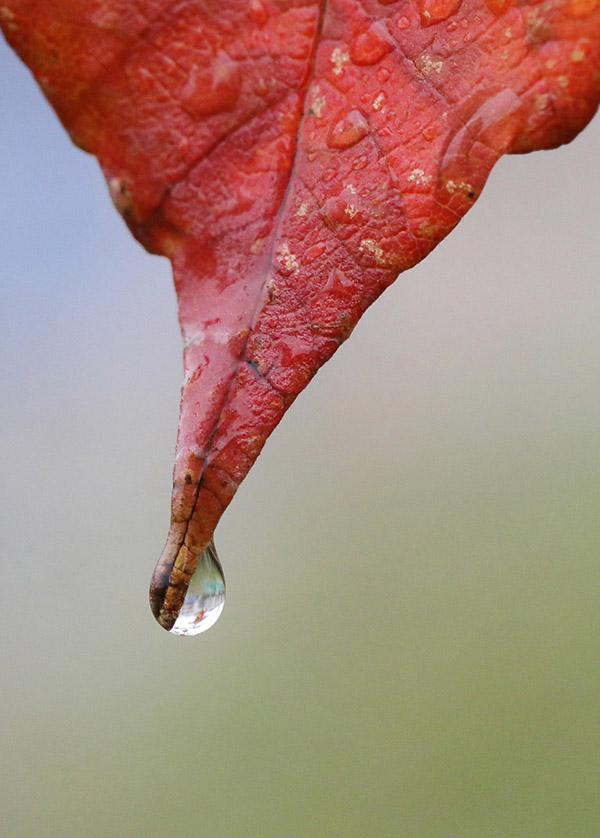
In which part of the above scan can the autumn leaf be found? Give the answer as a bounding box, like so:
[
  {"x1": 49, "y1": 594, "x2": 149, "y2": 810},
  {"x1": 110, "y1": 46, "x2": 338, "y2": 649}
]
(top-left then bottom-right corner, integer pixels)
[{"x1": 2, "y1": 0, "x2": 599, "y2": 633}]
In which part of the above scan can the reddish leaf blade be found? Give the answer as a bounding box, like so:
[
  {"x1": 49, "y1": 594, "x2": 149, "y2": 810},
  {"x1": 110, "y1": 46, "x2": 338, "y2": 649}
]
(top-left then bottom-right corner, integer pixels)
[{"x1": 2, "y1": 0, "x2": 599, "y2": 631}]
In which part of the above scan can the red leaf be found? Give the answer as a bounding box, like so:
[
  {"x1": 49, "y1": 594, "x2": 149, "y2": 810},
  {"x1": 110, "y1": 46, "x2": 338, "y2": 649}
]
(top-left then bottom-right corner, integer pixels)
[{"x1": 3, "y1": 0, "x2": 599, "y2": 632}]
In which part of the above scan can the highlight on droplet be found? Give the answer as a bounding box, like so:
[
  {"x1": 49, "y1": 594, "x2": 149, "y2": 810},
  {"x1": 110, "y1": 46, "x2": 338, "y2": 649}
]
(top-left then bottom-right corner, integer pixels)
[{"x1": 169, "y1": 539, "x2": 226, "y2": 636}]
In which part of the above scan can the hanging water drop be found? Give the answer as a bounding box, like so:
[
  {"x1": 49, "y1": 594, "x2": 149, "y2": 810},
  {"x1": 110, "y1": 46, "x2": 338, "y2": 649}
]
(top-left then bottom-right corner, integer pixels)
[{"x1": 169, "y1": 540, "x2": 226, "y2": 636}]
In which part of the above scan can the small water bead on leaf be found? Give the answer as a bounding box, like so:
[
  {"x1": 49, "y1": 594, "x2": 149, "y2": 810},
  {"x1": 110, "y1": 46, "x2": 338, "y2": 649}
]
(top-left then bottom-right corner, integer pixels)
[
  {"x1": 372, "y1": 90, "x2": 386, "y2": 111},
  {"x1": 463, "y1": 88, "x2": 524, "y2": 149},
  {"x1": 485, "y1": 0, "x2": 513, "y2": 15},
  {"x1": 562, "y1": 0, "x2": 599, "y2": 16},
  {"x1": 438, "y1": 89, "x2": 523, "y2": 206},
  {"x1": 327, "y1": 109, "x2": 369, "y2": 149},
  {"x1": 169, "y1": 540, "x2": 225, "y2": 636},
  {"x1": 349, "y1": 21, "x2": 393, "y2": 66},
  {"x1": 416, "y1": 0, "x2": 463, "y2": 26},
  {"x1": 181, "y1": 53, "x2": 241, "y2": 118},
  {"x1": 351, "y1": 154, "x2": 368, "y2": 170},
  {"x1": 249, "y1": 0, "x2": 268, "y2": 25},
  {"x1": 422, "y1": 124, "x2": 436, "y2": 141}
]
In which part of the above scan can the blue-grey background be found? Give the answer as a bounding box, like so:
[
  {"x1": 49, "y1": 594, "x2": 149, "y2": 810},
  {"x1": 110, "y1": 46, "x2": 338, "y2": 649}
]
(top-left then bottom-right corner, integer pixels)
[{"x1": 2, "y1": 38, "x2": 599, "y2": 837}]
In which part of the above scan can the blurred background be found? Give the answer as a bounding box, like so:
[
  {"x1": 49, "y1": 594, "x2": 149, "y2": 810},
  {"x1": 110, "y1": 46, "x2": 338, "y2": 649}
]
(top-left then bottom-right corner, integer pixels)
[{"x1": 1, "y1": 37, "x2": 599, "y2": 838}]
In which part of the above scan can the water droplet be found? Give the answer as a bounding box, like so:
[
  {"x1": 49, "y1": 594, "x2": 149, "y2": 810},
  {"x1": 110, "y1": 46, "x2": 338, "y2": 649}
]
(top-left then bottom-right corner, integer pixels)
[
  {"x1": 302, "y1": 242, "x2": 327, "y2": 264},
  {"x1": 181, "y1": 52, "x2": 241, "y2": 118},
  {"x1": 485, "y1": 0, "x2": 512, "y2": 14},
  {"x1": 254, "y1": 77, "x2": 268, "y2": 96},
  {"x1": 349, "y1": 21, "x2": 393, "y2": 66},
  {"x1": 131, "y1": 67, "x2": 154, "y2": 93},
  {"x1": 249, "y1": 0, "x2": 268, "y2": 25},
  {"x1": 396, "y1": 16, "x2": 411, "y2": 30},
  {"x1": 277, "y1": 335, "x2": 314, "y2": 368},
  {"x1": 351, "y1": 155, "x2": 368, "y2": 171},
  {"x1": 327, "y1": 109, "x2": 369, "y2": 150},
  {"x1": 416, "y1": 0, "x2": 462, "y2": 26},
  {"x1": 108, "y1": 177, "x2": 134, "y2": 218},
  {"x1": 562, "y1": 0, "x2": 598, "y2": 17},
  {"x1": 376, "y1": 66, "x2": 391, "y2": 83},
  {"x1": 438, "y1": 89, "x2": 523, "y2": 202},
  {"x1": 372, "y1": 91, "x2": 386, "y2": 111},
  {"x1": 466, "y1": 89, "x2": 523, "y2": 144},
  {"x1": 169, "y1": 540, "x2": 225, "y2": 636}
]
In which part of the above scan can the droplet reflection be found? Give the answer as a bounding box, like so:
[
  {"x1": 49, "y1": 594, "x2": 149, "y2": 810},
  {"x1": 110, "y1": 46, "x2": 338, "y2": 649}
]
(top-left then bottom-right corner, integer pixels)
[{"x1": 170, "y1": 540, "x2": 225, "y2": 636}]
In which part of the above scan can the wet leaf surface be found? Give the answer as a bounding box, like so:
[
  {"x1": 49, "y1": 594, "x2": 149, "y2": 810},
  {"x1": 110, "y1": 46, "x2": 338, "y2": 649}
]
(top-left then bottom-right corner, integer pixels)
[{"x1": 2, "y1": 0, "x2": 599, "y2": 630}]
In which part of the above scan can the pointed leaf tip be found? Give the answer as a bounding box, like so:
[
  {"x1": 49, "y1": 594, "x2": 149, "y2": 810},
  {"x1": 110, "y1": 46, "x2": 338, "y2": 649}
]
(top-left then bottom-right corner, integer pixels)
[{"x1": 3, "y1": 0, "x2": 599, "y2": 630}]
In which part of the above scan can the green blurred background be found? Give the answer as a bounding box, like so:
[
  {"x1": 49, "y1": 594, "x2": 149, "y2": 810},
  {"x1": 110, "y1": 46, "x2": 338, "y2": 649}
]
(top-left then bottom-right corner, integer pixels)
[{"x1": 2, "y1": 39, "x2": 599, "y2": 838}]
